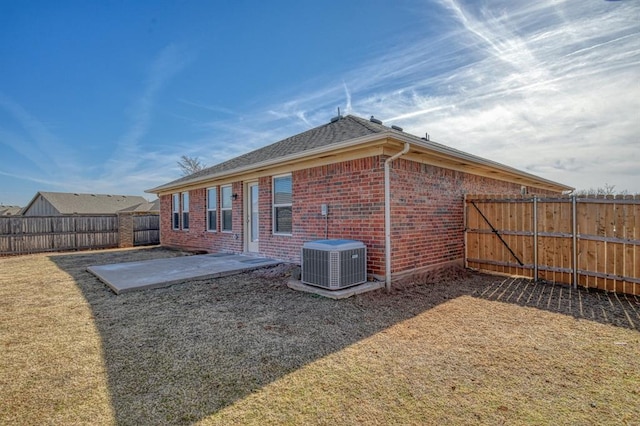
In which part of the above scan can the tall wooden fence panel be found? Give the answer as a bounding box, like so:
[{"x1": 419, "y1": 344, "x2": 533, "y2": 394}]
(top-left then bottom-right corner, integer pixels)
[
  {"x1": 465, "y1": 195, "x2": 640, "y2": 296},
  {"x1": 134, "y1": 214, "x2": 160, "y2": 246},
  {"x1": 0, "y1": 215, "x2": 119, "y2": 255}
]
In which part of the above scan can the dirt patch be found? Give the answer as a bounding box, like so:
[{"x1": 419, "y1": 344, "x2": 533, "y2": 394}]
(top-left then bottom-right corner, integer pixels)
[
  {"x1": 251, "y1": 263, "x2": 298, "y2": 280},
  {"x1": 394, "y1": 264, "x2": 475, "y2": 288}
]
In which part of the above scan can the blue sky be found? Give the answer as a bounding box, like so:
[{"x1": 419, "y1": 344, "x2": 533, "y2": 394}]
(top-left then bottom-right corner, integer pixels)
[{"x1": 1, "y1": 0, "x2": 639, "y2": 206}]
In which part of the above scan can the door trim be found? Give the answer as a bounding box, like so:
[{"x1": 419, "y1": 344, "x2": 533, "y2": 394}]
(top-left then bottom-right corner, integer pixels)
[{"x1": 245, "y1": 181, "x2": 259, "y2": 253}]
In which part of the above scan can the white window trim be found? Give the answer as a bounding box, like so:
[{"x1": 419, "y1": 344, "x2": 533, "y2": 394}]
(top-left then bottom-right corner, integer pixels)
[
  {"x1": 272, "y1": 173, "x2": 293, "y2": 236},
  {"x1": 181, "y1": 192, "x2": 190, "y2": 230},
  {"x1": 172, "y1": 193, "x2": 180, "y2": 230},
  {"x1": 221, "y1": 185, "x2": 233, "y2": 233},
  {"x1": 206, "y1": 187, "x2": 217, "y2": 232}
]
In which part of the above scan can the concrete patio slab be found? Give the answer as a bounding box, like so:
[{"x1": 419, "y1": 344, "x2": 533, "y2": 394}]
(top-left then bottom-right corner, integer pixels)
[{"x1": 88, "y1": 253, "x2": 281, "y2": 294}]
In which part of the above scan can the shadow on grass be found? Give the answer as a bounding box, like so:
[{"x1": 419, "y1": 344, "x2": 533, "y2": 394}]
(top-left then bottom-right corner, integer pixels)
[
  {"x1": 472, "y1": 276, "x2": 640, "y2": 330},
  {"x1": 49, "y1": 248, "x2": 638, "y2": 424}
]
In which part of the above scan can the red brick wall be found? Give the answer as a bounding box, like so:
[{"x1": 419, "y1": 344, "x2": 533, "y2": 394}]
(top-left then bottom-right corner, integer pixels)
[
  {"x1": 159, "y1": 183, "x2": 243, "y2": 253},
  {"x1": 257, "y1": 157, "x2": 386, "y2": 275},
  {"x1": 256, "y1": 175, "x2": 298, "y2": 262},
  {"x1": 387, "y1": 158, "x2": 552, "y2": 275},
  {"x1": 159, "y1": 155, "x2": 559, "y2": 279}
]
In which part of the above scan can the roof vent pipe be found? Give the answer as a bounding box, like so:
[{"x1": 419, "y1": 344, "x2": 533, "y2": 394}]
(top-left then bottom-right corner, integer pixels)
[
  {"x1": 370, "y1": 116, "x2": 382, "y2": 125},
  {"x1": 384, "y1": 142, "x2": 411, "y2": 292},
  {"x1": 330, "y1": 107, "x2": 343, "y2": 123}
]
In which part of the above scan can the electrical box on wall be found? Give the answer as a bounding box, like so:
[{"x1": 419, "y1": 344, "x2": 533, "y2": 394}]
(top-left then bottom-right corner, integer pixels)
[{"x1": 321, "y1": 204, "x2": 328, "y2": 216}]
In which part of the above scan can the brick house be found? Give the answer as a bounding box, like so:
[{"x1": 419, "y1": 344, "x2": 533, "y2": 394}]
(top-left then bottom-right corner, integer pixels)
[{"x1": 147, "y1": 115, "x2": 571, "y2": 287}]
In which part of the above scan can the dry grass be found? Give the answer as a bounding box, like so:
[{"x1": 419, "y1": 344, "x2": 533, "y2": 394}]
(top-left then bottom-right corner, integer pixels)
[{"x1": 1, "y1": 247, "x2": 639, "y2": 425}]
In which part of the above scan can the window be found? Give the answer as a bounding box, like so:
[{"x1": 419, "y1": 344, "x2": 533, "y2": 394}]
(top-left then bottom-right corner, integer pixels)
[
  {"x1": 221, "y1": 185, "x2": 233, "y2": 232},
  {"x1": 273, "y1": 174, "x2": 292, "y2": 234},
  {"x1": 181, "y1": 192, "x2": 190, "y2": 230},
  {"x1": 172, "y1": 193, "x2": 180, "y2": 230},
  {"x1": 207, "y1": 187, "x2": 217, "y2": 232}
]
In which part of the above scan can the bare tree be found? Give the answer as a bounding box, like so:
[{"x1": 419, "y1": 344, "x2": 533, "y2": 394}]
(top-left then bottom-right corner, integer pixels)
[
  {"x1": 575, "y1": 183, "x2": 630, "y2": 197},
  {"x1": 177, "y1": 155, "x2": 206, "y2": 176}
]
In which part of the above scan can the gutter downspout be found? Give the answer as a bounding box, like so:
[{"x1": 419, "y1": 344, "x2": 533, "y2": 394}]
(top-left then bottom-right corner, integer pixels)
[{"x1": 384, "y1": 142, "x2": 410, "y2": 292}]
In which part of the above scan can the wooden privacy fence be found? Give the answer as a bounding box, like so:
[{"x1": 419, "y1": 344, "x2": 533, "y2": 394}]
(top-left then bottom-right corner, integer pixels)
[
  {"x1": 0, "y1": 213, "x2": 159, "y2": 256},
  {"x1": 134, "y1": 214, "x2": 160, "y2": 246},
  {"x1": 465, "y1": 194, "x2": 640, "y2": 296}
]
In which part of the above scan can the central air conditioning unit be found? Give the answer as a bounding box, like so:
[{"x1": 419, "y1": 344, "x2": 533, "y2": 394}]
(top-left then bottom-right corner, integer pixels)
[{"x1": 301, "y1": 239, "x2": 367, "y2": 290}]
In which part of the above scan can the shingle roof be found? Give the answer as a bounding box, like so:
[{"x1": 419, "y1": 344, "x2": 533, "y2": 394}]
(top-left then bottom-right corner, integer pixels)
[
  {"x1": 0, "y1": 206, "x2": 22, "y2": 216},
  {"x1": 148, "y1": 114, "x2": 573, "y2": 193},
  {"x1": 117, "y1": 198, "x2": 160, "y2": 213},
  {"x1": 159, "y1": 115, "x2": 387, "y2": 189},
  {"x1": 32, "y1": 192, "x2": 150, "y2": 214}
]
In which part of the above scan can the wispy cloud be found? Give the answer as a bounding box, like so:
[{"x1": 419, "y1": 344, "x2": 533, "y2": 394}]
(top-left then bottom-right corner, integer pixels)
[
  {"x1": 0, "y1": 93, "x2": 83, "y2": 185},
  {"x1": 412, "y1": 0, "x2": 640, "y2": 190},
  {"x1": 214, "y1": 0, "x2": 639, "y2": 191},
  {"x1": 178, "y1": 98, "x2": 237, "y2": 116},
  {"x1": 0, "y1": 169, "x2": 67, "y2": 188},
  {"x1": 1, "y1": 44, "x2": 195, "y2": 199},
  {"x1": 103, "y1": 43, "x2": 194, "y2": 180},
  {"x1": 5, "y1": 0, "x2": 637, "y2": 204},
  {"x1": 343, "y1": 82, "x2": 352, "y2": 115}
]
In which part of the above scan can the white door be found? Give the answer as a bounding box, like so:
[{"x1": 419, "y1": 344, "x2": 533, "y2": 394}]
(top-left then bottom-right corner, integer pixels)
[{"x1": 246, "y1": 182, "x2": 259, "y2": 253}]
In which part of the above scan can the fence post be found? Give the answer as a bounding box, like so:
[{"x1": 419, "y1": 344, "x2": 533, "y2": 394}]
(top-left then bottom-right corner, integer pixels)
[
  {"x1": 117, "y1": 212, "x2": 134, "y2": 248},
  {"x1": 463, "y1": 193, "x2": 468, "y2": 269},
  {"x1": 572, "y1": 195, "x2": 578, "y2": 289},
  {"x1": 74, "y1": 215, "x2": 78, "y2": 250},
  {"x1": 533, "y1": 195, "x2": 538, "y2": 282},
  {"x1": 9, "y1": 217, "x2": 15, "y2": 253}
]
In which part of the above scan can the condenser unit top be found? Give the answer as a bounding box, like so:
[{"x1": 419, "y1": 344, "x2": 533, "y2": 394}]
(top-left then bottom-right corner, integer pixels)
[{"x1": 303, "y1": 239, "x2": 365, "y2": 251}]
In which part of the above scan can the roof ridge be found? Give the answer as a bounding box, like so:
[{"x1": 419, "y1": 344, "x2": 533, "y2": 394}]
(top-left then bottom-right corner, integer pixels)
[
  {"x1": 181, "y1": 119, "x2": 342, "y2": 180},
  {"x1": 156, "y1": 114, "x2": 384, "y2": 188},
  {"x1": 344, "y1": 114, "x2": 389, "y2": 133},
  {"x1": 39, "y1": 191, "x2": 140, "y2": 198},
  {"x1": 147, "y1": 113, "x2": 572, "y2": 194}
]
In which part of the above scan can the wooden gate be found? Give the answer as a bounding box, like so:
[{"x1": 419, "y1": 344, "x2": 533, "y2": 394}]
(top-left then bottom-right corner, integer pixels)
[
  {"x1": 465, "y1": 195, "x2": 640, "y2": 296},
  {"x1": 133, "y1": 214, "x2": 160, "y2": 246}
]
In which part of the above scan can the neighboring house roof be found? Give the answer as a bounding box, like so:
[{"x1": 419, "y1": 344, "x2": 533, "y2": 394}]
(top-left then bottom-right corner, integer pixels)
[
  {"x1": 0, "y1": 206, "x2": 22, "y2": 216},
  {"x1": 117, "y1": 198, "x2": 160, "y2": 213},
  {"x1": 22, "y1": 192, "x2": 152, "y2": 215},
  {"x1": 148, "y1": 114, "x2": 573, "y2": 194}
]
